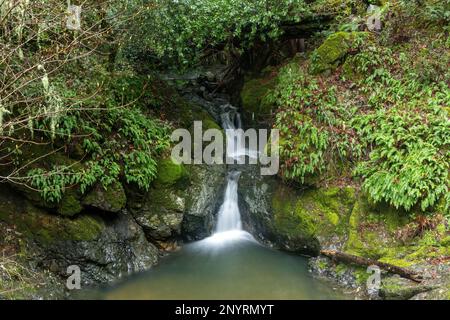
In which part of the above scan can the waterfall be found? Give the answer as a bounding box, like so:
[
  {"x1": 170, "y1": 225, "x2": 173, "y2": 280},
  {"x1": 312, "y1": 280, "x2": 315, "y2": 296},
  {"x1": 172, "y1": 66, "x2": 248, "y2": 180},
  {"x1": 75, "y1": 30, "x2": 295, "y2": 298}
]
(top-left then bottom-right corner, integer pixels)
[
  {"x1": 197, "y1": 104, "x2": 256, "y2": 247},
  {"x1": 215, "y1": 171, "x2": 242, "y2": 232},
  {"x1": 215, "y1": 106, "x2": 244, "y2": 234}
]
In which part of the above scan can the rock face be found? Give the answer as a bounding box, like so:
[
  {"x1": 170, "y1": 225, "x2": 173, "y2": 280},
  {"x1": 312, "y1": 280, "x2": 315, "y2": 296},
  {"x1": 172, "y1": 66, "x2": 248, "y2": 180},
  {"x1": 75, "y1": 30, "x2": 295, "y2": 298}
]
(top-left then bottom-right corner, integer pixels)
[
  {"x1": 0, "y1": 187, "x2": 158, "y2": 286},
  {"x1": 128, "y1": 158, "x2": 188, "y2": 241},
  {"x1": 82, "y1": 182, "x2": 127, "y2": 213},
  {"x1": 238, "y1": 165, "x2": 321, "y2": 256},
  {"x1": 39, "y1": 212, "x2": 159, "y2": 284},
  {"x1": 131, "y1": 187, "x2": 186, "y2": 241},
  {"x1": 182, "y1": 164, "x2": 226, "y2": 241}
]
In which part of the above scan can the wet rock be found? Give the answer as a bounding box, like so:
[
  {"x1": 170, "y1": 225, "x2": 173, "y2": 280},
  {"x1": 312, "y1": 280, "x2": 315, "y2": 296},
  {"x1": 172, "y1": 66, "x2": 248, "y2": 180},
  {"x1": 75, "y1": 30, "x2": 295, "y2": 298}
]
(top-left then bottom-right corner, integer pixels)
[
  {"x1": 181, "y1": 164, "x2": 226, "y2": 241},
  {"x1": 128, "y1": 157, "x2": 226, "y2": 242},
  {"x1": 40, "y1": 211, "x2": 159, "y2": 285},
  {"x1": 128, "y1": 158, "x2": 188, "y2": 241},
  {"x1": 130, "y1": 186, "x2": 186, "y2": 241},
  {"x1": 238, "y1": 165, "x2": 321, "y2": 256},
  {"x1": 82, "y1": 182, "x2": 126, "y2": 213},
  {"x1": 0, "y1": 188, "x2": 158, "y2": 285}
]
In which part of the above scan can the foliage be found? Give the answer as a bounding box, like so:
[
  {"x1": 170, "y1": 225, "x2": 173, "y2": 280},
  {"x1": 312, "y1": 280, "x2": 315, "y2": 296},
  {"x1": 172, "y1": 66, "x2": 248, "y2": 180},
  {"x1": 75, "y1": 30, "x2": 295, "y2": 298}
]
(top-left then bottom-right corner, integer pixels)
[
  {"x1": 26, "y1": 81, "x2": 171, "y2": 203},
  {"x1": 128, "y1": 0, "x2": 310, "y2": 66},
  {"x1": 353, "y1": 106, "x2": 449, "y2": 212},
  {"x1": 266, "y1": 2, "x2": 449, "y2": 213},
  {"x1": 0, "y1": 1, "x2": 172, "y2": 203},
  {"x1": 266, "y1": 60, "x2": 362, "y2": 184}
]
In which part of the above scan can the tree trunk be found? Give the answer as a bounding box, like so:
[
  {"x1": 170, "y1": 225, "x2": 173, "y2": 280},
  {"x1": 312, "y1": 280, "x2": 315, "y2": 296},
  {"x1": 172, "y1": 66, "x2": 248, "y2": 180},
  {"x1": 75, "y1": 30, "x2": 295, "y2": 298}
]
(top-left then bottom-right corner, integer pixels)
[{"x1": 320, "y1": 250, "x2": 422, "y2": 283}]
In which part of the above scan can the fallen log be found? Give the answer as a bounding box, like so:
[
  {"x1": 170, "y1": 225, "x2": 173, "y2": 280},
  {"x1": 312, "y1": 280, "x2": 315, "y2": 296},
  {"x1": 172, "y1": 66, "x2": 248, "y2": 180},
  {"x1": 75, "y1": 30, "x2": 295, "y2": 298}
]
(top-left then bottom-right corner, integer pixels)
[{"x1": 320, "y1": 249, "x2": 422, "y2": 283}]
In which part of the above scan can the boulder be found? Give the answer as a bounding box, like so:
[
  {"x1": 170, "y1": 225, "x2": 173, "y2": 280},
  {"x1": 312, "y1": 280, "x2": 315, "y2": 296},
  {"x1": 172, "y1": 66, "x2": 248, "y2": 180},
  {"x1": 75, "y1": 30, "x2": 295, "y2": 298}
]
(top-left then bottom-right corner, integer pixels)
[
  {"x1": 240, "y1": 70, "x2": 277, "y2": 127},
  {"x1": 310, "y1": 31, "x2": 369, "y2": 74},
  {"x1": 181, "y1": 164, "x2": 226, "y2": 241},
  {"x1": 82, "y1": 182, "x2": 126, "y2": 213},
  {"x1": 128, "y1": 157, "x2": 188, "y2": 241},
  {"x1": 0, "y1": 187, "x2": 158, "y2": 285},
  {"x1": 238, "y1": 165, "x2": 327, "y2": 256},
  {"x1": 130, "y1": 186, "x2": 186, "y2": 241}
]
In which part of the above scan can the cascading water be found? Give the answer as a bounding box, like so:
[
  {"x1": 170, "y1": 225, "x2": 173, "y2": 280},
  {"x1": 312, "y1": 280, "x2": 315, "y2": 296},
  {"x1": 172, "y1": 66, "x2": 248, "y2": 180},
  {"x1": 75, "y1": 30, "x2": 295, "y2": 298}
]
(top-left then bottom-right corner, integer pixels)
[
  {"x1": 200, "y1": 105, "x2": 256, "y2": 246},
  {"x1": 215, "y1": 171, "x2": 242, "y2": 233}
]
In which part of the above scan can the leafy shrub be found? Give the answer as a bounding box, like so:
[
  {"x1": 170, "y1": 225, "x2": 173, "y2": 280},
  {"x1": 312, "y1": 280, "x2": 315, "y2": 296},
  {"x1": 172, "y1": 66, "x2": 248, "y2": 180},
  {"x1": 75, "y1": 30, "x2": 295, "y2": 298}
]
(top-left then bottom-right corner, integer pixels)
[
  {"x1": 128, "y1": 0, "x2": 310, "y2": 66},
  {"x1": 266, "y1": 60, "x2": 362, "y2": 184},
  {"x1": 26, "y1": 75, "x2": 171, "y2": 203},
  {"x1": 353, "y1": 106, "x2": 449, "y2": 212}
]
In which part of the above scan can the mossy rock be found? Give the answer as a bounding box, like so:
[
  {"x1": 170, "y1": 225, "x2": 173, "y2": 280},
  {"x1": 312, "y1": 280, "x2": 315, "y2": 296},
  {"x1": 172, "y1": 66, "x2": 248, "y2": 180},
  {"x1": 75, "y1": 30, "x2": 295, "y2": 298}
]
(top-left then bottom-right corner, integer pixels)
[
  {"x1": 6, "y1": 144, "x2": 84, "y2": 216},
  {"x1": 131, "y1": 186, "x2": 185, "y2": 240},
  {"x1": 341, "y1": 57, "x2": 363, "y2": 81},
  {"x1": 82, "y1": 182, "x2": 127, "y2": 213},
  {"x1": 345, "y1": 197, "x2": 410, "y2": 259},
  {"x1": 310, "y1": 31, "x2": 369, "y2": 74},
  {"x1": 240, "y1": 73, "x2": 277, "y2": 125},
  {"x1": 341, "y1": 197, "x2": 450, "y2": 268},
  {"x1": 272, "y1": 186, "x2": 356, "y2": 239},
  {"x1": 57, "y1": 191, "x2": 83, "y2": 217},
  {"x1": 155, "y1": 157, "x2": 188, "y2": 186},
  {"x1": 0, "y1": 189, "x2": 104, "y2": 244},
  {"x1": 270, "y1": 185, "x2": 358, "y2": 254}
]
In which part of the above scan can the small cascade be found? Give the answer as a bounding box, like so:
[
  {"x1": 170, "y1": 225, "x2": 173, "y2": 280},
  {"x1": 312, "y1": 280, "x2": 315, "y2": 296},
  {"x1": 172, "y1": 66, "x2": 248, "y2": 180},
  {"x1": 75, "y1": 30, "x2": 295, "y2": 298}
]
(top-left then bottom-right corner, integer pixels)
[
  {"x1": 199, "y1": 104, "x2": 256, "y2": 246},
  {"x1": 215, "y1": 171, "x2": 242, "y2": 233}
]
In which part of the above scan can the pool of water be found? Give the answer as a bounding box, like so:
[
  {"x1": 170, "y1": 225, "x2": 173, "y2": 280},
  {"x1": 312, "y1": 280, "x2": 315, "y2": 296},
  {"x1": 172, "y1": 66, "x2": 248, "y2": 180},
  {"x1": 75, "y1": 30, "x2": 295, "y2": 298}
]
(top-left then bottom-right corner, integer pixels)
[{"x1": 99, "y1": 231, "x2": 346, "y2": 300}]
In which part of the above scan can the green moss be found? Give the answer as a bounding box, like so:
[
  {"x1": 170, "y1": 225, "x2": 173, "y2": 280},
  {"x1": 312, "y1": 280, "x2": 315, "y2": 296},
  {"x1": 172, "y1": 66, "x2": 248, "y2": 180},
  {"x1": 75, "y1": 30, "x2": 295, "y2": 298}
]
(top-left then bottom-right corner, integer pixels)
[
  {"x1": 354, "y1": 267, "x2": 371, "y2": 285},
  {"x1": 57, "y1": 192, "x2": 83, "y2": 217},
  {"x1": 203, "y1": 118, "x2": 222, "y2": 131},
  {"x1": 271, "y1": 185, "x2": 357, "y2": 243},
  {"x1": 272, "y1": 191, "x2": 316, "y2": 237},
  {"x1": 0, "y1": 199, "x2": 104, "y2": 244},
  {"x1": 82, "y1": 182, "x2": 126, "y2": 213},
  {"x1": 106, "y1": 183, "x2": 126, "y2": 211},
  {"x1": 381, "y1": 276, "x2": 435, "y2": 300},
  {"x1": 310, "y1": 32, "x2": 369, "y2": 74},
  {"x1": 316, "y1": 259, "x2": 329, "y2": 270},
  {"x1": 342, "y1": 57, "x2": 362, "y2": 81},
  {"x1": 346, "y1": 198, "x2": 385, "y2": 257},
  {"x1": 155, "y1": 157, "x2": 187, "y2": 185},
  {"x1": 241, "y1": 75, "x2": 277, "y2": 119},
  {"x1": 442, "y1": 236, "x2": 450, "y2": 247},
  {"x1": 335, "y1": 263, "x2": 348, "y2": 275}
]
